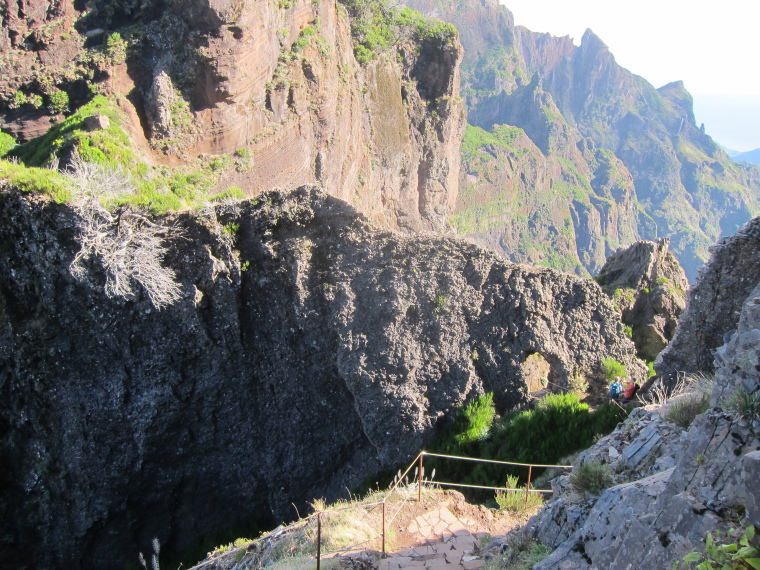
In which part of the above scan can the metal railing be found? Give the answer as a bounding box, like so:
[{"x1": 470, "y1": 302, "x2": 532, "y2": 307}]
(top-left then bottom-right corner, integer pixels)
[{"x1": 190, "y1": 451, "x2": 573, "y2": 570}]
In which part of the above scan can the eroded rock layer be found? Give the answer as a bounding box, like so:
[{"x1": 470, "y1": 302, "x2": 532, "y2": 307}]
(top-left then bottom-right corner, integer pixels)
[{"x1": 0, "y1": 0, "x2": 466, "y2": 233}]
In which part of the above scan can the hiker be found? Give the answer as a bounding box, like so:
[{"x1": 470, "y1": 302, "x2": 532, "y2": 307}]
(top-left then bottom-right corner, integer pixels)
[
  {"x1": 609, "y1": 376, "x2": 623, "y2": 401},
  {"x1": 621, "y1": 380, "x2": 640, "y2": 404}
]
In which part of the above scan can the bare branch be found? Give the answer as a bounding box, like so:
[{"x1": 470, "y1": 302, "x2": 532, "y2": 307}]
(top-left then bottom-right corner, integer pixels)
[{"x1": 64, "y1": 155, "x2": 183, "y2": 309}]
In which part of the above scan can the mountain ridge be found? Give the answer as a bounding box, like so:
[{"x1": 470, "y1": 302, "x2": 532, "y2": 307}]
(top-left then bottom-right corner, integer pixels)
[{"x1": 404, "y1": 0, "x2": 760, "y2": 281}]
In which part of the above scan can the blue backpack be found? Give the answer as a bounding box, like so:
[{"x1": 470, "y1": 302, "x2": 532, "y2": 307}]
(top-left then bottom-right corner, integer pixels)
[{"x1": 609, "y1": 381, "x2": 623, "y2": 400}]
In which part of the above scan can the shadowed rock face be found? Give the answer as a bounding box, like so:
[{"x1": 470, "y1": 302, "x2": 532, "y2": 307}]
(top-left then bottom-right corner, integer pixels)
[
  {"x1": 0, "y1": 188, "x2": 642, "y2": 568},
  {"x1": 656, "y1": 216, "x2": 760, "y2": 388},
  {"x1": 596, "y1": 239, "x2": 688, "y2": 361}
]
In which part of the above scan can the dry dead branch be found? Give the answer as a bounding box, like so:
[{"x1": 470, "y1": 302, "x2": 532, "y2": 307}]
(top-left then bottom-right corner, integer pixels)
[{"x1": 64, "y1": 154, "x2": 183, "y2": 309}]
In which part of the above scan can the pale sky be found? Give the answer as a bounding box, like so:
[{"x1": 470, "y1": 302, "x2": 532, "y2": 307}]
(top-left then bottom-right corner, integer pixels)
[{"x1": 500, "y1": 0, "x2": 760, "y2": 151}]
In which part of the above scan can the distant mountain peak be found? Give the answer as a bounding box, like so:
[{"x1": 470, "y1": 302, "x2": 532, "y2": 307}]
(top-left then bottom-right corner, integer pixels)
[{"x1": 580, "y1": 28, "x2": 609, "y2": 51}]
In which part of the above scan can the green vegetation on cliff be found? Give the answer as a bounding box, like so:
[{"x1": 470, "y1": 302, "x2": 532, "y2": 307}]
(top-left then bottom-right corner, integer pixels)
[
  {"x1": 1, "y1": 95, "x2": 246, "y2": 215},
  {"x1": 338, "y1": 0, "x2": 457, "y2": 64},
  {"x1": 428, "y1": 392, "x2": 629, "y2": 493}
]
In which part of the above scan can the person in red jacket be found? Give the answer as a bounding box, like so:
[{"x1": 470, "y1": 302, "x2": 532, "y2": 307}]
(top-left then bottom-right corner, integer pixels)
[{"x1": 620, "y1": 379, "x2": 640, "y2": 404}]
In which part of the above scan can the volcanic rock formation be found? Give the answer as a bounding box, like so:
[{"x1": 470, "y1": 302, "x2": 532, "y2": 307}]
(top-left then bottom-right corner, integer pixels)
[
  {"x1": 657, "y1": 215, "x2": 760, "y2": 388},
  {"x1": 0, "y1": 187, "x2": 644, "y2": 568},
  {"x1": 520, "y1": 281, "x2": 760, "y2": 569},
  {"x1": 596, "y1": 239, "x2": 688, "y2": 361}
]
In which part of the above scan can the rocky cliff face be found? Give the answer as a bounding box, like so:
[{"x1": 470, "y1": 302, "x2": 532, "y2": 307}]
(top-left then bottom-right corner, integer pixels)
[
  {"x1": 656, "y1": 215, "x2": 760, "y2": 388},
  {"x1": 404, "y1": 0, "x2": 760, "y2": 280},
  {"x1": 519, "y1": 281, "x2": 760, "y2": 569},
  {"x1": 596, "y1": 239, "x2": 688, "y2": 361},
  {"x1": 0, "y1": 188, "x2": 642, "y2": 568},
  {"x1": 0, "y1": 0, "x2": 466, "y2": 233}
]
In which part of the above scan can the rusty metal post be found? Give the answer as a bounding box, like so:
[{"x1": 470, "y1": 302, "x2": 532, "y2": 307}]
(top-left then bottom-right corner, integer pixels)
[
  {"x1": 382, "y1": 501, "x2": 386, "y2": 555},
  {"x1": 525, "y1": 465, "x2": 533, "y2": 505},
  {"x1": 317, "y1": 512, "x2": 322, "y2": 570},
  {"x1": 418, "y1": 453, "x2": 424, "y2": 502}
]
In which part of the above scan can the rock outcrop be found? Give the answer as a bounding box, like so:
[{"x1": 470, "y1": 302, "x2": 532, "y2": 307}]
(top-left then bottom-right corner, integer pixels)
[
  {"x1": 0, "y1": 0, "x2": 467, "y2": 233},
  {"x1": 516, "y1": 282, "x2": 760, "y2": 569},
  {"x1": 405, "y1": 0, "x2": 760, "y2": 280},
  {"x1": 0, "y1": 187, "x2": 643, "y2": 569},
  {"x1": 657, "y1": 216, "x2": 760, "y2": 388},
  {"x1": 596, "y1": 239, "x2": 688, "y2": 361}
]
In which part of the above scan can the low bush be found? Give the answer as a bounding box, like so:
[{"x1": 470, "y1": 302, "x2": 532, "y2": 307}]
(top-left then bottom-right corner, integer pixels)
[
  {"x1": 494, "y1": 475, "x2": 544, "y2": 514},
  {"x1": 662, "y1": 394, "x2": 709, "y2": 428},
  {"x1": 428, "y1": 393, "x2": 628, "y2": 494},
  {"x1": 601, "y1": 357, "x2": 627, "y2": 381},
  {"x1": 0, "y1": 133, "x2": 16, "y2": 157},
  {"x1": 569, "y1": 461, "x2": 612, "y2": 495}
]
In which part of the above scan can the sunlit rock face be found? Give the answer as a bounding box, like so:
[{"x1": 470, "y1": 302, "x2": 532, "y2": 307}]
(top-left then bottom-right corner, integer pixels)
[
  {"x1": 0, "y1": 0, "x2": 466, "y2": 234},
  {"x1": 0, "y1": 188, "x2": 642, "y2": 568},
  {"x1": 525, "y1": 278, "x2": 760, "y2": 570},
  {"x1": 657, "y1": 215, "x2": 760, "y2": 388}
]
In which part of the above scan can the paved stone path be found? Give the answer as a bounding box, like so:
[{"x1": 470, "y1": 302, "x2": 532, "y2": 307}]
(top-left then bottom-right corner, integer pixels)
[{"x1": 345, "y1": 506, "x2": 491, "y2": 570}]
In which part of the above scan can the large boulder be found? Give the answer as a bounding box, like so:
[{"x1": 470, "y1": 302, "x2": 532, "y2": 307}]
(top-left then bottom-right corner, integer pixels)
[
  {"x1": 596, "y1": 238, "x2": 688, "y2": 361},
  {"x1": 657, "y1": 216, "x2": 760, "y2": 388}
]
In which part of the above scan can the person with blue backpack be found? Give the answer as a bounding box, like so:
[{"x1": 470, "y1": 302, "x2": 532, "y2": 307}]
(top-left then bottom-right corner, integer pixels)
[{"x1": 609, "y1": 376, "x2": 624, "y2": 401}]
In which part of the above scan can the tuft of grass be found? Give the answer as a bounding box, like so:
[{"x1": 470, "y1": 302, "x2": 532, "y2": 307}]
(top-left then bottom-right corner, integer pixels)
[
  {"x1": 210, "y1": 186, "x2": 245, "y2": 202},
  {"x1": 484, "y1": 532, "x2": 552, "y2": 570},
  {"x1": 0, "y1": 161, "x2": 69, "y2": 202},
  {"x1": 722, "y1": 387, "x2": 760, "y2": 419},
  {"x1": 662, "y1": 393, "x2": 709, "y2": 428},
  {"x1": 569, "y1": 461, "x2": 612, "y2": 495},
  {"x1": 452, "y1": 393, "x2": 496, "y2": 447}
]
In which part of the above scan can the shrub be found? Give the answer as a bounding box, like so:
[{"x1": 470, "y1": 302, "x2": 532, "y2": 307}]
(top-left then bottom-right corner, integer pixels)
[
  {"x1": 676, "y1": 525, "x2": 759, "y2": 570},
  {"x1": 495, "y1": 475, "x2": 544, "y2": 514},
  {"x1": 662, "y1": 394, "x2": 709, "y2": 428},
  {"x1": 105, "y1": 32, "x2": 128, "y2": 64},
  {"x1": 569, "y1": 461, "x2": 612, "y2": 495},
  {"x1": 0, "y1": 133, "x2": 16, "y2": 157},
  {"x1": 49, "y1": 90, "x2": 70, "y2": 114},
  {"x1": 64, "y1": 155, "x2": 183, "y2": 310},
  {"x1": 451, "y1": 393, "x2": 496, "y2": 447},
  {"x1": 601, "y1": 357, "x2": 627, "y2": 381},
  {"x1": 722, "y1": 387, "x2": 760, "y2": 419}
]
